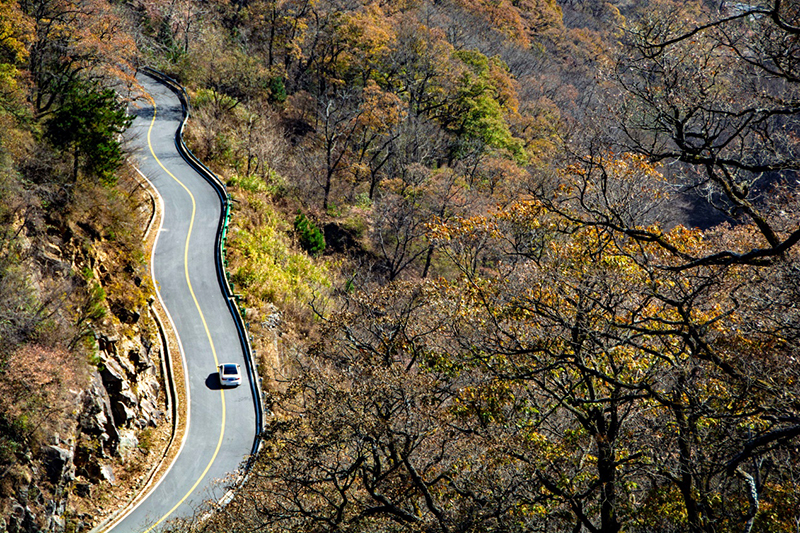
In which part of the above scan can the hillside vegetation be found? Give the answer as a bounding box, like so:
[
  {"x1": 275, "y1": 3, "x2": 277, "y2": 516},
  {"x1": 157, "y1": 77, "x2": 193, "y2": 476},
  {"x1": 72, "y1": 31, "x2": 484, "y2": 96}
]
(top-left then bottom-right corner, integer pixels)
[{"x1": 2, "y1": 0, "x2": 800, "y2": 532}]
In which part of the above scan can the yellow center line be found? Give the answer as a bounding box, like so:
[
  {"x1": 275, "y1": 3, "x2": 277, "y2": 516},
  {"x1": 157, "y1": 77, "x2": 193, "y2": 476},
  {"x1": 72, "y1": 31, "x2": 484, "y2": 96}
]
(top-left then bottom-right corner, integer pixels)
[{"x1": 142, "y1": 92, "x2": 226, "y2": 533}]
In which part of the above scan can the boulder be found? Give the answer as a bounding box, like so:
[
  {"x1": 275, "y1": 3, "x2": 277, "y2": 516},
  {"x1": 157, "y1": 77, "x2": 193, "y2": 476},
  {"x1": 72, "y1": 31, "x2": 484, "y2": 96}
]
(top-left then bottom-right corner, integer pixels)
[
  {"x1": 139, "y1": 398, "x2": 164, "y2": 427},
  {"x1": 15, "y1": 485, "x2": 28, "y2": 507},
  {"x1": 46, "y1": 512, "x2": 64, "y2": 533},
  {"x1": 84, "y1": 459, "x2": 115, "y2": 486},
  {"x1": 97, "y1": 335, "x2": 118, "y2": 356},
  {"x1": 39, "y1": 243, "x2": 70, "y2": 273},
  {"x1": 79, "y1": 402, "x2": 108, "y2": 436},
  {"x1": 129, "y1": 347, "x2": 154, "y2": 371},
  {"x1": 100, "y1": 356, "x2": 128, "y2": 394},
  {"x1": 116, "y1": 346, "x2": 137, "y2": 376},
  {"x1": 101, "y1": 357, "x2": 140, "y2": 429},
  {"x1": 121, "y1": 386, "x2": 139, "y2": 405},
  {"x1": 100, "y1": 465, "x2": 116, "y2": 485},
  {"x1": 7, "y1": 502, "x2": 36, "y2": 533},
  {"x1": 117, "y1": 430, "x2": 139, "y2": 459},
  {"x1": 78, "y1": 373, "x2": 119, "y2": 450},
  {"x1": 260, "y1": 304, "x2": 282, "y2": 330},
  {"x1": 111, "y1": 401, "x2": 136, "y2": 427},
  {"x1": 145, "y1": 378, "x2": 161, "y2": 398},
  {"x1": 42, "y1": 446, "x2": 74, "y2": 485}
]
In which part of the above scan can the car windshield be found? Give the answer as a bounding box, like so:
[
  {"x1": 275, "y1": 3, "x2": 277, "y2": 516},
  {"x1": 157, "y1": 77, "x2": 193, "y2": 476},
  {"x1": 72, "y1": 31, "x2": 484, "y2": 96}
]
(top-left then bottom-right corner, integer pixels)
[{"x1": 222, "y1": 364, "x2": 238, "y2": 375}]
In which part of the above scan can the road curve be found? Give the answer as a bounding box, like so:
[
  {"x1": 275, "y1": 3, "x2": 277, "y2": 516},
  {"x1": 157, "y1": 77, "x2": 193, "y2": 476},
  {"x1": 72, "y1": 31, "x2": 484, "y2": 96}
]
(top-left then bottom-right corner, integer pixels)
[{"x1": 107, "y1": 72, "x2": 257, "y2": 533}]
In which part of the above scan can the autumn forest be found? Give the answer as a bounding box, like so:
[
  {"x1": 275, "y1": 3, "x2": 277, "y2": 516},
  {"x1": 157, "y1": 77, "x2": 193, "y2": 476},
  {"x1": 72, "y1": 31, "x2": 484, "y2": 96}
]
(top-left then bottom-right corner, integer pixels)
[{"x1": 1, "y1": 0, "x2": 800, "y2": 532}]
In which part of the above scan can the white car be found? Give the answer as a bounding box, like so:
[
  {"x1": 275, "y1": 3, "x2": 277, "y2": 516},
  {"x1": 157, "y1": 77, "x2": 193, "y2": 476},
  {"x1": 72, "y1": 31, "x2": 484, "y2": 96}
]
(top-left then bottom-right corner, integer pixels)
[{"x1": 218, "y1": 363, "x2": 242, "y2": 387}]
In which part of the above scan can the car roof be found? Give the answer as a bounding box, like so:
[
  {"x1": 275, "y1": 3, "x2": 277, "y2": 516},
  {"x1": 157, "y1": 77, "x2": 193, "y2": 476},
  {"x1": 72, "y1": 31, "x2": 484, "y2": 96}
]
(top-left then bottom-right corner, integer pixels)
[{"x1": 220, "y1": 363, "x2": 239, "y2": 373}]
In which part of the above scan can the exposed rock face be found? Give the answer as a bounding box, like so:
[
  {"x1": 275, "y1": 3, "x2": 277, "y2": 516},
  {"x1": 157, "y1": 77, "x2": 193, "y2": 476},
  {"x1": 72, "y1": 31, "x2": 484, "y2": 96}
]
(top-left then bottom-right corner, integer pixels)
[
  {"x1": 5, "y1": 502, "x2": 37, "y2": 533},
  {"x1": 117, "y1": 430, "x2": 140, "y2": 459},
  {"x1": 78, "y1": 372, "x2": 119, "y2": 452},
  {"x1": 1, "y1": 310, "x2": 169, "y2": 533},
  {"x1": 0, "y1": 144, "x2": 170, "y2": 533},
  {"x1": 99, "y1": 465, "x2": 116, "y2": 485},
  {"x1": 42, "y1": 447, "x2": 74, "y2": 486},
  {"x1": 69, "y1": 329, "x2": 167, "y2": 491},
  {"x1": 97, "y1": 335, "x2": 165, "y2": 431}
]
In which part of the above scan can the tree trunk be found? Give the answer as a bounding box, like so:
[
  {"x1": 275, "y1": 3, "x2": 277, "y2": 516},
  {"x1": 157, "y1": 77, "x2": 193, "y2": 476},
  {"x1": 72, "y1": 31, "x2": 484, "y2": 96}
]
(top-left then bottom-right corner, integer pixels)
[
  {"x1": 735, "y1": 466, "x2": 759, "y2": 533},
  {"x1": 72, "y1": 144, "x2": 79, "y2": 182},
  {"x1": 674, "y1": 405, "x2": 704, "y2": 532},
  {"x1": 597, "y1": 436, "x2": 620, "y2": 533},
  {"x1": 323, "y1": 169, "x2": 333, "y2": 211},
  {"x1": 421, "y1": 244, "x2": 434, "y2": 278}
]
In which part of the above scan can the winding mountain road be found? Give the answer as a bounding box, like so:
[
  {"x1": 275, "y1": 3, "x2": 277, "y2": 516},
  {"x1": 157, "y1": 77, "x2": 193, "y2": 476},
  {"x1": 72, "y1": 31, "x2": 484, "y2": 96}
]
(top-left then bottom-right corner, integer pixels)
[{"x1": 105, "y1": 72, "x2": 258, "y2": 533}]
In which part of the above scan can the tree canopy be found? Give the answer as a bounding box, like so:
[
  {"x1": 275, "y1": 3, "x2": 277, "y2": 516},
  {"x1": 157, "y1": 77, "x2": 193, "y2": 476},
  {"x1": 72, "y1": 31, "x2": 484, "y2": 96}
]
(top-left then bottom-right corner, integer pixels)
[
  {"x1": 165, "y1": 1, "x2": 800, "y2": 532},
  {"x1": 45, "y1": 80, "x2": 132, "y2": 184}
]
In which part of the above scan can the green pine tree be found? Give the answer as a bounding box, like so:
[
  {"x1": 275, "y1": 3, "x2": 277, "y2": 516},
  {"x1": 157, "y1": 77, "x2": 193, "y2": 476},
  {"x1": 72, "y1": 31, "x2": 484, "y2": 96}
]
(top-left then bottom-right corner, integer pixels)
[{"x1": 46, "y1": 81, "x2": 133, "y2": 185}]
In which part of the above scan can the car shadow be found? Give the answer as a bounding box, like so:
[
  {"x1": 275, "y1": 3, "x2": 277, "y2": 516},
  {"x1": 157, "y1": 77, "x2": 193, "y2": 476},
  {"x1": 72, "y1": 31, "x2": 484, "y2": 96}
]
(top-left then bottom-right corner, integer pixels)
[{"x1": 206, "y1": 372, "x2": 222, "y2": 390}]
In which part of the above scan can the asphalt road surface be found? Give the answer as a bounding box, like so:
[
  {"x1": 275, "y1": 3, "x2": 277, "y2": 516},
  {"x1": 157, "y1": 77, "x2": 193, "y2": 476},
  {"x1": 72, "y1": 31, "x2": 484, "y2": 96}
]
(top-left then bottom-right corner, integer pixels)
[{"x1": 106, "y1": 72, "x2": 257, "y2": 533}]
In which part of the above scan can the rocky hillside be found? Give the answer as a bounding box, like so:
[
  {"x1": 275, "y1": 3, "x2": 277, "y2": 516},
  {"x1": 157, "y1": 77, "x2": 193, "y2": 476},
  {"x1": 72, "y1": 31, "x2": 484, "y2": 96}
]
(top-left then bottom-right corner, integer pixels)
[{"x1": 0, "y1": 161, "x2": 175, "y2": 533}]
